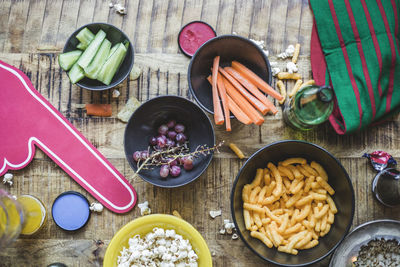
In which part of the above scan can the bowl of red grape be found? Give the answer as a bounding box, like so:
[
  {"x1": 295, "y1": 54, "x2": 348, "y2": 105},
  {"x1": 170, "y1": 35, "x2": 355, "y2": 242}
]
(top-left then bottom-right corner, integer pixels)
[{"x1": 124, "y1": 95, "x2": 216, "y2": 188}]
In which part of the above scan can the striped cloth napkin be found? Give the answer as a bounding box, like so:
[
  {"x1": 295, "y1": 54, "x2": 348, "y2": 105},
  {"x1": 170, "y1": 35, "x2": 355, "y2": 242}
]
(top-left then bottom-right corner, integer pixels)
[{"x1": 310, "y1": 0, "x2": 400, "y2": 134}]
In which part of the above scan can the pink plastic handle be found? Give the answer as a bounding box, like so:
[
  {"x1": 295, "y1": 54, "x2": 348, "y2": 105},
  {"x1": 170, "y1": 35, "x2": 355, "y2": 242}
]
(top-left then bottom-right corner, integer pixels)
[{"x1": 0, "y1": 60, "x2": 136, "y2": 213}]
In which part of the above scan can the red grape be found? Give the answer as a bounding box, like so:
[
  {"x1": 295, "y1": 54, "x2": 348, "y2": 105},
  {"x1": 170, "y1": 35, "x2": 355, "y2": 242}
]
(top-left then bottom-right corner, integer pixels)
[
  {"x1": 133, "y1": 151, "x2": 141, "y2": 161},
  {"x1": 167, "y1": 120, "x2": 176, "y2": 128},
  {"x1": 175, "y1": 133, "x2": 187, "y2": 144},
  {"x1": 182, "y1": 156, "x2": 193, "y2": 165},
  {"x1": 166, "y1": 139, "x2": 176, "y2": 147},
  {"x1": 158, "y1": 124, "x2": 169, "y2": 135},
  {"x1": 174, "y1": 123, "x2": 185, "y2": 133},
  {"x1": 183, "y1": 162, "x2": 194, "y2": 171},
  {"x1": 160, "y1": 165, "x2": 169, "y2": 178},
  {"x1": 140, "y1": 151, "x2": 149, "y2": 160},
  {"x1": 149, "y1": 136, "x2": 157, "y2": 146},
  {"x1": 170, "y1": 165, "x2": 181, "y2": 177},
  {"x1": 157, "y1": 135, "x2": 167, "y2": 148},
  {"x1": 167, "y1": 131, "x2": 177, "y2": 140}
]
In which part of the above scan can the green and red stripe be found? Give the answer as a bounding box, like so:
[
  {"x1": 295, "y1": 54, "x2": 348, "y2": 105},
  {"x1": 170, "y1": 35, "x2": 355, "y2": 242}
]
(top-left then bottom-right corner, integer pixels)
[{"x1": 310, "y1": 0, "x2": 400, "y2": 134}]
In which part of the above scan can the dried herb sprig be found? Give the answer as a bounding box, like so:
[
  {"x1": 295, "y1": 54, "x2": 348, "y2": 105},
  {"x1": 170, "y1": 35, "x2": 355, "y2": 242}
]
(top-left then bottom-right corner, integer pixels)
[{"x1": 131, "y1": 141, "x2": 224, "y2": 179}]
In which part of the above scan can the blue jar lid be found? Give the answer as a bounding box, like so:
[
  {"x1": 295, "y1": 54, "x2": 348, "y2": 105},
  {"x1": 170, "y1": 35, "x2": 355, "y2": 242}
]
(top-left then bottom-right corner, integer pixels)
[{"x1": 52, "y1": 191, "x2": 90, "y2": 231}]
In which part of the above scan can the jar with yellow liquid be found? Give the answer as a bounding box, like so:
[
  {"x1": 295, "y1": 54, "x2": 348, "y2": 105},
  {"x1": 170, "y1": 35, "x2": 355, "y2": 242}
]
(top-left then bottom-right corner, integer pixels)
[{"x1": 0, "y1": 189, "x2": 47, "y2": 247}]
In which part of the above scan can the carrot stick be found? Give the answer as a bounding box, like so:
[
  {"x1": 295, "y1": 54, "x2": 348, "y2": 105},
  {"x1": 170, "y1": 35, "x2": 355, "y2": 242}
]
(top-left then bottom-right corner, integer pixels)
[
  {"x1": 231, "y1": 61, "x2": 283, "y2": 101},
  {"x1": 216, "y1": 74, "x2": 231, "y2": 131},
  {"x1": 85, "y1": 104, "x2": 112, "y2": 117},
  {"x1": 218, "y1": 67, "x2": 269, "y2": 115},
  {"x1": 208, "y1": 75, "x2": 252, "y2": 125},
  {"x1": 227, "y1": 95, "x2": 252, "y2": 125},
  {"x1": 221, "y1": 76, "x2": 264, "y2": 125},
  {"x1": 225, "y1": 67, "x2": 278, "y2": 115},
  {"x1": 212, "y1": 56, "x2": 224, "y2": 125}
]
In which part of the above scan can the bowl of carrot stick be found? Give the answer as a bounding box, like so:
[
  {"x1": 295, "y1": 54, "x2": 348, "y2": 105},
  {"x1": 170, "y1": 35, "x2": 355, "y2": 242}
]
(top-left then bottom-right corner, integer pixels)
[{"x1": 188, "y1": 35, "x2": 283, "y2": 131}]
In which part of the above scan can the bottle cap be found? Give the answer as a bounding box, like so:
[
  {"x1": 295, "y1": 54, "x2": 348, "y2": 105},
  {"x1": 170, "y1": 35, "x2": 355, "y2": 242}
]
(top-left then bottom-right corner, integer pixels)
[
  {"x1": 52, "y1": 191, "x2": 90, "y2": 231},
  {"x1": 178, "y1": 21, "x2": 216, "y2": 57}
]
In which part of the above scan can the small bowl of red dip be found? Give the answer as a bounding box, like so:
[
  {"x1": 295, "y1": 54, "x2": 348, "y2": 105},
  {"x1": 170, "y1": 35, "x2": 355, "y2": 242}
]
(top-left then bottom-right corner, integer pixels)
[{"x1": 178, "y1": 21, "x2": 216, "y2": 57}]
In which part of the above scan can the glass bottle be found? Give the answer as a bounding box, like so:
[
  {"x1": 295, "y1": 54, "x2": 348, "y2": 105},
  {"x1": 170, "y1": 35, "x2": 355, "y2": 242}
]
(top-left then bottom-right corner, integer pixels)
[
  {"x1": 283, "y1": 85, "x2": 334, "y2": 130},
  {"x1": 0, "y1": 189, "x2": 47, "y2": 248}
]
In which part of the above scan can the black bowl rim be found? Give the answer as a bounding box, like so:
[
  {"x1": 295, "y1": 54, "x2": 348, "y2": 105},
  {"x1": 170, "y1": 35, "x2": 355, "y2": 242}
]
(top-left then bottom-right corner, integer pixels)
[
  {"x1": 230, "y1": 140, "x2": 355, "y2": 267},
  {"x1": 187, "y1": 34, "x2": 272, "y2": 116},
  {"x1": 62, "y1": 22, "x2": 134, "y2": 91},
  {"x1": 177, "y1": 20, "x2": 217, "y2": 58},
  {"x1": 123, "y1": 95, "x2": 216, "y2": 188}
]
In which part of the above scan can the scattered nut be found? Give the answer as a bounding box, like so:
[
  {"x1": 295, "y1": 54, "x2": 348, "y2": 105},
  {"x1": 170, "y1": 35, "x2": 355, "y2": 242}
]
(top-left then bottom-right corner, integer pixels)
[
  {"x1": 117, "y1": 97, "x2": 141, "y2": 122},
  {"x1": 130, "y1": 65, "x2": 142, "y2": 80},
  {"x1": 232, "y1": 233, "x2": 239, "y2": 240},
  {"x1": 209, "y1": 210, "x2": 222, "y2": 219}
]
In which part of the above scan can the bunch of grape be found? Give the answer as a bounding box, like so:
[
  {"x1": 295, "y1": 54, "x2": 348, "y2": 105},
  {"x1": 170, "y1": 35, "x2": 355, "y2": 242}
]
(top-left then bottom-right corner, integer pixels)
[{"x1": 133, "y1": 120, "x2": 194, "y2": 178}]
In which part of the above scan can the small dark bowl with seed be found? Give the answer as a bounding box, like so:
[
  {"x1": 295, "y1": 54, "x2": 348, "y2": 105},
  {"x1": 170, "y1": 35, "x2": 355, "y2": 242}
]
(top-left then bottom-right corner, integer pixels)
[{"x1": 124, "y1": 95, "x2": 215, "y2": 188}]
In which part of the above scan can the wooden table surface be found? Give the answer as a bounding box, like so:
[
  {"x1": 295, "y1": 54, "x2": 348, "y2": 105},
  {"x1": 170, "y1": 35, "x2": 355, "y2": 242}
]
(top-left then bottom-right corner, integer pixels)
[{"x1": 0, "y1": 0, "x2": 399, "y2": 266}]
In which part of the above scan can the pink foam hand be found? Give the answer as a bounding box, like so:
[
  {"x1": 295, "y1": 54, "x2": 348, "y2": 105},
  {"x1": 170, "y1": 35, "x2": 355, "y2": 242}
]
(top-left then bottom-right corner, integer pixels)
[{"x1": 0, "y1": 60, "x2": 137, "y2": 213}]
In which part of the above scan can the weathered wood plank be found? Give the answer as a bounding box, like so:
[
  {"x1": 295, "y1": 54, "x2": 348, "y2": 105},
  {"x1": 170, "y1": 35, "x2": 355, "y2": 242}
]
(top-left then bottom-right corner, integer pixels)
[
  {"x1": 162, "y1": 0, "x2": 185, "y2": 53},
  {"x1": 39, "y1": 0, "x2": 64, "y2": 49},
  {"x1": 0, "y1": 0, "x2": 12, "y2": 52},
  {"x1": 22, "y1": 0, "x2": 47, "y2": 52},
  {"x1": 56, "y1": 0, "x2": 80, "y2": 48},
  {"x1": 3, "y1": 0, "x2": 30, "y2": 53},
  {"x1": 1, "y1": 1, "x2": 400, "y2": 266}
]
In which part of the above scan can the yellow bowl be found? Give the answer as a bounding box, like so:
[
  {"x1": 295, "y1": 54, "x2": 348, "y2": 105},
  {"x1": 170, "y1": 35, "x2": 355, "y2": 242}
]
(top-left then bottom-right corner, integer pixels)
[{"x1": 103, "y1": 214, "x2": 213, "y2": 267}]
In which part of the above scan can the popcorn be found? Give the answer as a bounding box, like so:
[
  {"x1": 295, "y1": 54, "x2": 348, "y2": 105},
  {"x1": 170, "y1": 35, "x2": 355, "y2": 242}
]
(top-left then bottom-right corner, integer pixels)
[
  {"x1": 219, "y1": 219, "x2": 237, "y2": 236},
  {"x1": 270, "y1": 61, "x2": 278, "y2": 67},
  {"x1": 114, "y1": 3, "x2": 126, "y2": 14},
  {"x1": 272, "y1": 67, "x2": 281, "y2": 76},
  {"x1": 89, "y1": 202, "x2": 104, "y2": 212},
  {"x1": 138, "y1": 201, "x2": 151, "y2": 216},
  {"x1": 112, "y1": 89, "x2": 120, "y2": 98},
  {"x1": 2, "y1": 173, "x2": 13, "y2": 186},
  {"x1": 232, "y1": 233, "x2": 239, "y2": 240},
  {"x1": 277, "y1": 44, "x2": 295, "y2": 59},
  {"x1": 118, "y1": 227, "x2": 198, "y2": 266},
  {"x1": 209, "y1": 210, "x2": 222, "y2": 219},
  {"x1": 286, "y1": 61, "x2": 298, "y2": 74}
]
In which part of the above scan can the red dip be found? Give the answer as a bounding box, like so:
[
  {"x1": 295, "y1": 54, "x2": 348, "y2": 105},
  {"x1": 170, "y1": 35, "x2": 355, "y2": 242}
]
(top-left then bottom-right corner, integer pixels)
[{"x1": 178, "y1": 21, "x2": 216, "y2": 57}]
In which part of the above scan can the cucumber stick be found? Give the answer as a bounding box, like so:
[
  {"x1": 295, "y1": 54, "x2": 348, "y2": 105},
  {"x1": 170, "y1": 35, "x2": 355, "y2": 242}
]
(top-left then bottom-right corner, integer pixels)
[
  {"x1": 76, "y1": 27, "x2": 94, "y2": 46},
  {"x1": 97, "y1": 43, "x2": 127, "y2": 85},
  {"x1": 76, "y1": 42, "x2": 87, "y2": 50},
  {"x1": 68, "y1": 63, "x2": 85, "y2": 84},
  {"x1": 77, "y1": 29, "x2": 106, "y2": 69},
  {"x1": 84, "y1": 39, "x2": 111, "y2": 79},
  {"x1": 58, "y1": 50, "x2": 82, "y2": 71},
  {"x1": 107, "y1": 44, "x2": 119, "y2": 60}
]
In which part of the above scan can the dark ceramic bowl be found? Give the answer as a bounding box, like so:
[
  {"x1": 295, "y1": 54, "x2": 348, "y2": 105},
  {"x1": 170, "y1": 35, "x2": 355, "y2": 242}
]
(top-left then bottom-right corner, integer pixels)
[
  {"x1": 124, "y1": 96, "x2": 215, "y2": 188},
  {"x1": 188, "y1": 34, "x2": 272, "y2": 116},
  {"x1": 230, "y1": 140, "x2": 355, "y2": 267},
  {"x1": 63, "y1": 22, "x2": 134, "y2": 90}
]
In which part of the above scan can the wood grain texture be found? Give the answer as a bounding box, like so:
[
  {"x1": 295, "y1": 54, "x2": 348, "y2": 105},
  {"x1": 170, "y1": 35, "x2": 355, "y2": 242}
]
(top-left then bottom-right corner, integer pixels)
[{"x1": 0, "y1": 0, "x2": 400, "y2": 266}]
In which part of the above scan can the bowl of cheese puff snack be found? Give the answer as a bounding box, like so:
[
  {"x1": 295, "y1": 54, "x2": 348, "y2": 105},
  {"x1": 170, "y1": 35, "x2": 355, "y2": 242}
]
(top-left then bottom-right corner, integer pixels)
[{"x1": 230, "y1": 140, "x2": 355, "y2": 266}]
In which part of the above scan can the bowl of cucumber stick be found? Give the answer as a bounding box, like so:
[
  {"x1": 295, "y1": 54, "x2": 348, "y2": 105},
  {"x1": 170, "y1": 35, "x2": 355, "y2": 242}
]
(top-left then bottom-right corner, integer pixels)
[{"x1": 59, "y1": 23, "x2": 134, "y2": 90}]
